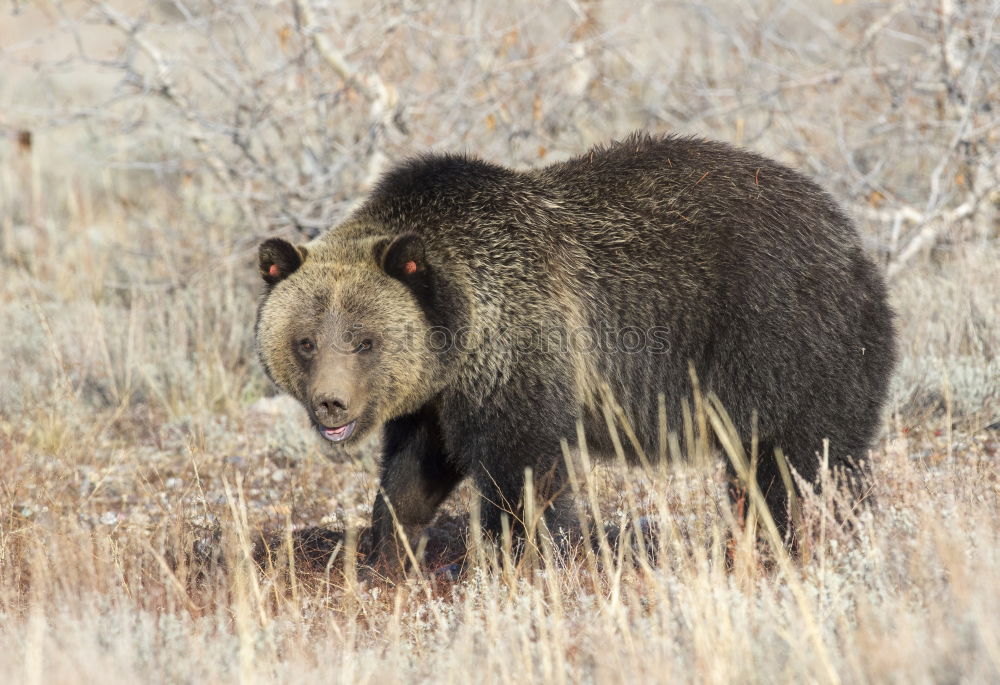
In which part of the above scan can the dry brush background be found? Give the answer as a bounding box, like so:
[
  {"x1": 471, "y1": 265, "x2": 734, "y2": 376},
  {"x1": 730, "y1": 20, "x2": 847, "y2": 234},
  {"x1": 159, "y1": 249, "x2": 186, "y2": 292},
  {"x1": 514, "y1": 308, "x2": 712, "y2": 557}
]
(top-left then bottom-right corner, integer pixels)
[{"x1": 1, "y1": 0, "x2": 999, "y2": 682}]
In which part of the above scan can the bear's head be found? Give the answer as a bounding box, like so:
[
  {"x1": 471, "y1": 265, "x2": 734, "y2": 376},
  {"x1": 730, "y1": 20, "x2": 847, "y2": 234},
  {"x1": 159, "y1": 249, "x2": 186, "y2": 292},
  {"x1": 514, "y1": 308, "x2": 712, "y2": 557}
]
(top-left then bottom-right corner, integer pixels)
[{"x1": 254, "y1": 230, "x2": 467, "y2": 445}]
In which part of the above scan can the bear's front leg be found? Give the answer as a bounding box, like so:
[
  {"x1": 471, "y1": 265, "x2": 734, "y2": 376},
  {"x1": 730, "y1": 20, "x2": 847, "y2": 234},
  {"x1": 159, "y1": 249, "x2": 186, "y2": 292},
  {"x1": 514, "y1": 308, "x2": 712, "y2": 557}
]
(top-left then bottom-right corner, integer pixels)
[
  {"x1": 452, "y1": 385, "x2": 583, "y2": 559},
  {"x1": 468, "y1": 425, "x2": 580, "y2": 558},
  {"x1": 368, "y1": 407, "x2": 465, "y2": 577},
  {"x1": 474, "y1": 457, "x2": 578, "y2": 552}
]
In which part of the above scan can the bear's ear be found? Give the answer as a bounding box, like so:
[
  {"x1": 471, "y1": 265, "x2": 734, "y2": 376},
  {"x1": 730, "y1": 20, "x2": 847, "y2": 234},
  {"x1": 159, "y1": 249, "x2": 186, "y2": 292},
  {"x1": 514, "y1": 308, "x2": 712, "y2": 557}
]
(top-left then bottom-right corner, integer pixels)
[
  {"x1": 259, "y1": 238, "x2": 307, "y2": 285},
  {"x1": 375, "y1": 233, "x2": 427, "y2": 283}
]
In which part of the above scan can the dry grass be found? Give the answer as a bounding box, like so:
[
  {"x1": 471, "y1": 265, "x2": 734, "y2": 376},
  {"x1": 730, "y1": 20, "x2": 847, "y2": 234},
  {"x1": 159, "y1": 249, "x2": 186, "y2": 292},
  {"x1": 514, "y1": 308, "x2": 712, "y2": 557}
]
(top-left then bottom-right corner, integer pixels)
[{"x1": 2, "y1": 1, "x2": 999, "y2": 683}]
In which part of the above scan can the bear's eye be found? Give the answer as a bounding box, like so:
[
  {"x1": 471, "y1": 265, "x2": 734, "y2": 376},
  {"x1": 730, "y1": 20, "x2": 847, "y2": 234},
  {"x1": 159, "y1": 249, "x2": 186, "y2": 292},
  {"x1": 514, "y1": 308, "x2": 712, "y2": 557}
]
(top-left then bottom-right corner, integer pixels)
[
  {"x1": 297, "y1": 338, "x2": 316, "y2": 356},
  {"x1": 354, "y1": 339, "x2": 373, "y2": 354}
]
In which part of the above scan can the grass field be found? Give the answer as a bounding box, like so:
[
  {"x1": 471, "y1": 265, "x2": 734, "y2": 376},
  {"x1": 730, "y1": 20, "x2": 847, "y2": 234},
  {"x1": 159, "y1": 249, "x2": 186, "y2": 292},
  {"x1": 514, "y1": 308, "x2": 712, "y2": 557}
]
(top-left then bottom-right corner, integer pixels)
[{"x1": 1, "y1": 1, "x2": 999, "y2": 683}]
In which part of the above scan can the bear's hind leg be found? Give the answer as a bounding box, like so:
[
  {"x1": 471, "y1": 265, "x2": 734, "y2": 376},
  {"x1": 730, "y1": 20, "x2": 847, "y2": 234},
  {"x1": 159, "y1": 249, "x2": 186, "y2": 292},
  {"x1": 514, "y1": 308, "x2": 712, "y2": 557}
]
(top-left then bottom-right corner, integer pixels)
[{"x1": 730, "y1": 441, "x2": 796, "y2": 542}]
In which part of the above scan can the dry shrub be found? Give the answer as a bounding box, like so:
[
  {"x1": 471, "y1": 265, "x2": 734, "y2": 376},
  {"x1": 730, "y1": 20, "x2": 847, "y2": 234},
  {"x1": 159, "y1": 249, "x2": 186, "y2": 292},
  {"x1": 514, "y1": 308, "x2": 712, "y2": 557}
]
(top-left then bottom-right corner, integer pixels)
[{"x1": 0, "y1": 0, "x2": 998, "y2": 682}]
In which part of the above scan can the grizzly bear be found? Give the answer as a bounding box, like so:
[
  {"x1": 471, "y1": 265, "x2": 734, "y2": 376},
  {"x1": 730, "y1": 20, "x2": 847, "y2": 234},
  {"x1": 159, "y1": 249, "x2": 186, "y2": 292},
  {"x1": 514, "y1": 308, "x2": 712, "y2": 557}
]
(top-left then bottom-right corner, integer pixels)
[{"x1": 255, "y1": 132, "x2": 896, "y2": 570}]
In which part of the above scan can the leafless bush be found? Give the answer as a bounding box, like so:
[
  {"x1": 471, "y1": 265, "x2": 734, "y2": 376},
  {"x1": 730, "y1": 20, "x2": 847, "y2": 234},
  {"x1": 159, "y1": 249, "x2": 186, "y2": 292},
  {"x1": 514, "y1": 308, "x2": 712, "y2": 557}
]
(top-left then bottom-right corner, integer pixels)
[
  {"x1": 3, "y1": 0, "x2": 997, "y2": 262},
  {"x1": 1, "y1": 3, "x2": 999, "y2": 682}
]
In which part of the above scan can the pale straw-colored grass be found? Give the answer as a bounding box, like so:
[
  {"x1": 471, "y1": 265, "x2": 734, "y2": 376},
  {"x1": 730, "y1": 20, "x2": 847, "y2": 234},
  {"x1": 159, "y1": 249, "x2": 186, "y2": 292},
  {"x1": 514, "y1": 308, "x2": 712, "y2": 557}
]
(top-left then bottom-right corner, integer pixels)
[{"x1": 1, "y1": 2, "x2": 998, "y2": 682}]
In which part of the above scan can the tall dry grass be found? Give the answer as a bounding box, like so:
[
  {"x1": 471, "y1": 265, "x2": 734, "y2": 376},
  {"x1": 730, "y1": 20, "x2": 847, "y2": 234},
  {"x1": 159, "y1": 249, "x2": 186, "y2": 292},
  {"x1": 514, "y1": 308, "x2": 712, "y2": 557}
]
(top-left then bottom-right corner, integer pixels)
[{"x1": 1, "y1": 1, "x2": 999, "y2": 683}]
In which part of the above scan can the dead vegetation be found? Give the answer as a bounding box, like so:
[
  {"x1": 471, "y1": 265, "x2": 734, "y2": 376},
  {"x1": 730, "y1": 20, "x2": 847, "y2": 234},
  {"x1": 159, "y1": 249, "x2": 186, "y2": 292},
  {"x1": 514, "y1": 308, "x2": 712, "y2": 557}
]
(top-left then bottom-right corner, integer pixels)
[{"x1": 1, "y1": 1, "x2": 998, "y2": 682}]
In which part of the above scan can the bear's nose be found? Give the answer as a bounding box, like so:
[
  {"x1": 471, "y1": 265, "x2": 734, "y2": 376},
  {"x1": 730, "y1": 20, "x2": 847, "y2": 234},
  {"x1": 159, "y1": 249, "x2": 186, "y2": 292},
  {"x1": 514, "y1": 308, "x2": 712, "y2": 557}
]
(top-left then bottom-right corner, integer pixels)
[{"x1": 313, "y1": 395, "x2": 350, "y2": 425}]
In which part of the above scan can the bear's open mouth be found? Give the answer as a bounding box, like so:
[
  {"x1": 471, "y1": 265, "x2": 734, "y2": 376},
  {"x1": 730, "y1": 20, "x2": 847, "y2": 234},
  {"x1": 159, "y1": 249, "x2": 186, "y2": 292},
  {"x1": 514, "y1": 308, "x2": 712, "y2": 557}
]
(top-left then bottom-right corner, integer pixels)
[{"x1": 319, "y1": 420, "x2": 357, "y2": 443}]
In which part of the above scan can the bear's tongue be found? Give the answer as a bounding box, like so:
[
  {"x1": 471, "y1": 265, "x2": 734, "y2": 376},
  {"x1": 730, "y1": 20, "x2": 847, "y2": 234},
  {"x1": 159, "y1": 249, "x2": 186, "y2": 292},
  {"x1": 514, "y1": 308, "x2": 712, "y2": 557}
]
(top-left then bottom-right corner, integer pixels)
[{"x1": 322, "y1": 420, "x2": 357, "y2": 442}]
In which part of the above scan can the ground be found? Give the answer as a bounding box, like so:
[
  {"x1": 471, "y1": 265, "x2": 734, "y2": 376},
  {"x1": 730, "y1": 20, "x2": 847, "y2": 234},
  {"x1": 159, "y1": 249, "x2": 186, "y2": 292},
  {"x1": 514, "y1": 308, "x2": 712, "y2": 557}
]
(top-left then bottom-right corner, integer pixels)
[{"x1": 1, "y1": 1, "x2": 999, "y2": 683}]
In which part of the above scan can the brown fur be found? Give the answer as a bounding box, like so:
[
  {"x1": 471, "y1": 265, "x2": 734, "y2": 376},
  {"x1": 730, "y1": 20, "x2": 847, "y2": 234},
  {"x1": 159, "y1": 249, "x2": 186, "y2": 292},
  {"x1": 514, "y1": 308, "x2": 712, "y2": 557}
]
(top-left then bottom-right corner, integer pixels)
[
  {"x1": 256, "y1": 228, "x2": 446, "y2": 436},
  {"x1": 255, "y1": 132, "x2": 897, "y2": 572}
]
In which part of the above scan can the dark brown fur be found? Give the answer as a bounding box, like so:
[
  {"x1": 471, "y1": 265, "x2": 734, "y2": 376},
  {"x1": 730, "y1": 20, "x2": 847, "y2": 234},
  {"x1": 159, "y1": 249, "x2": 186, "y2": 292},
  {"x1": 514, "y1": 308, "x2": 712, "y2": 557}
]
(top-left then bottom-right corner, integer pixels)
[{"x1": 255, "y1": 133, "x2": 896, "y2": 570}]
